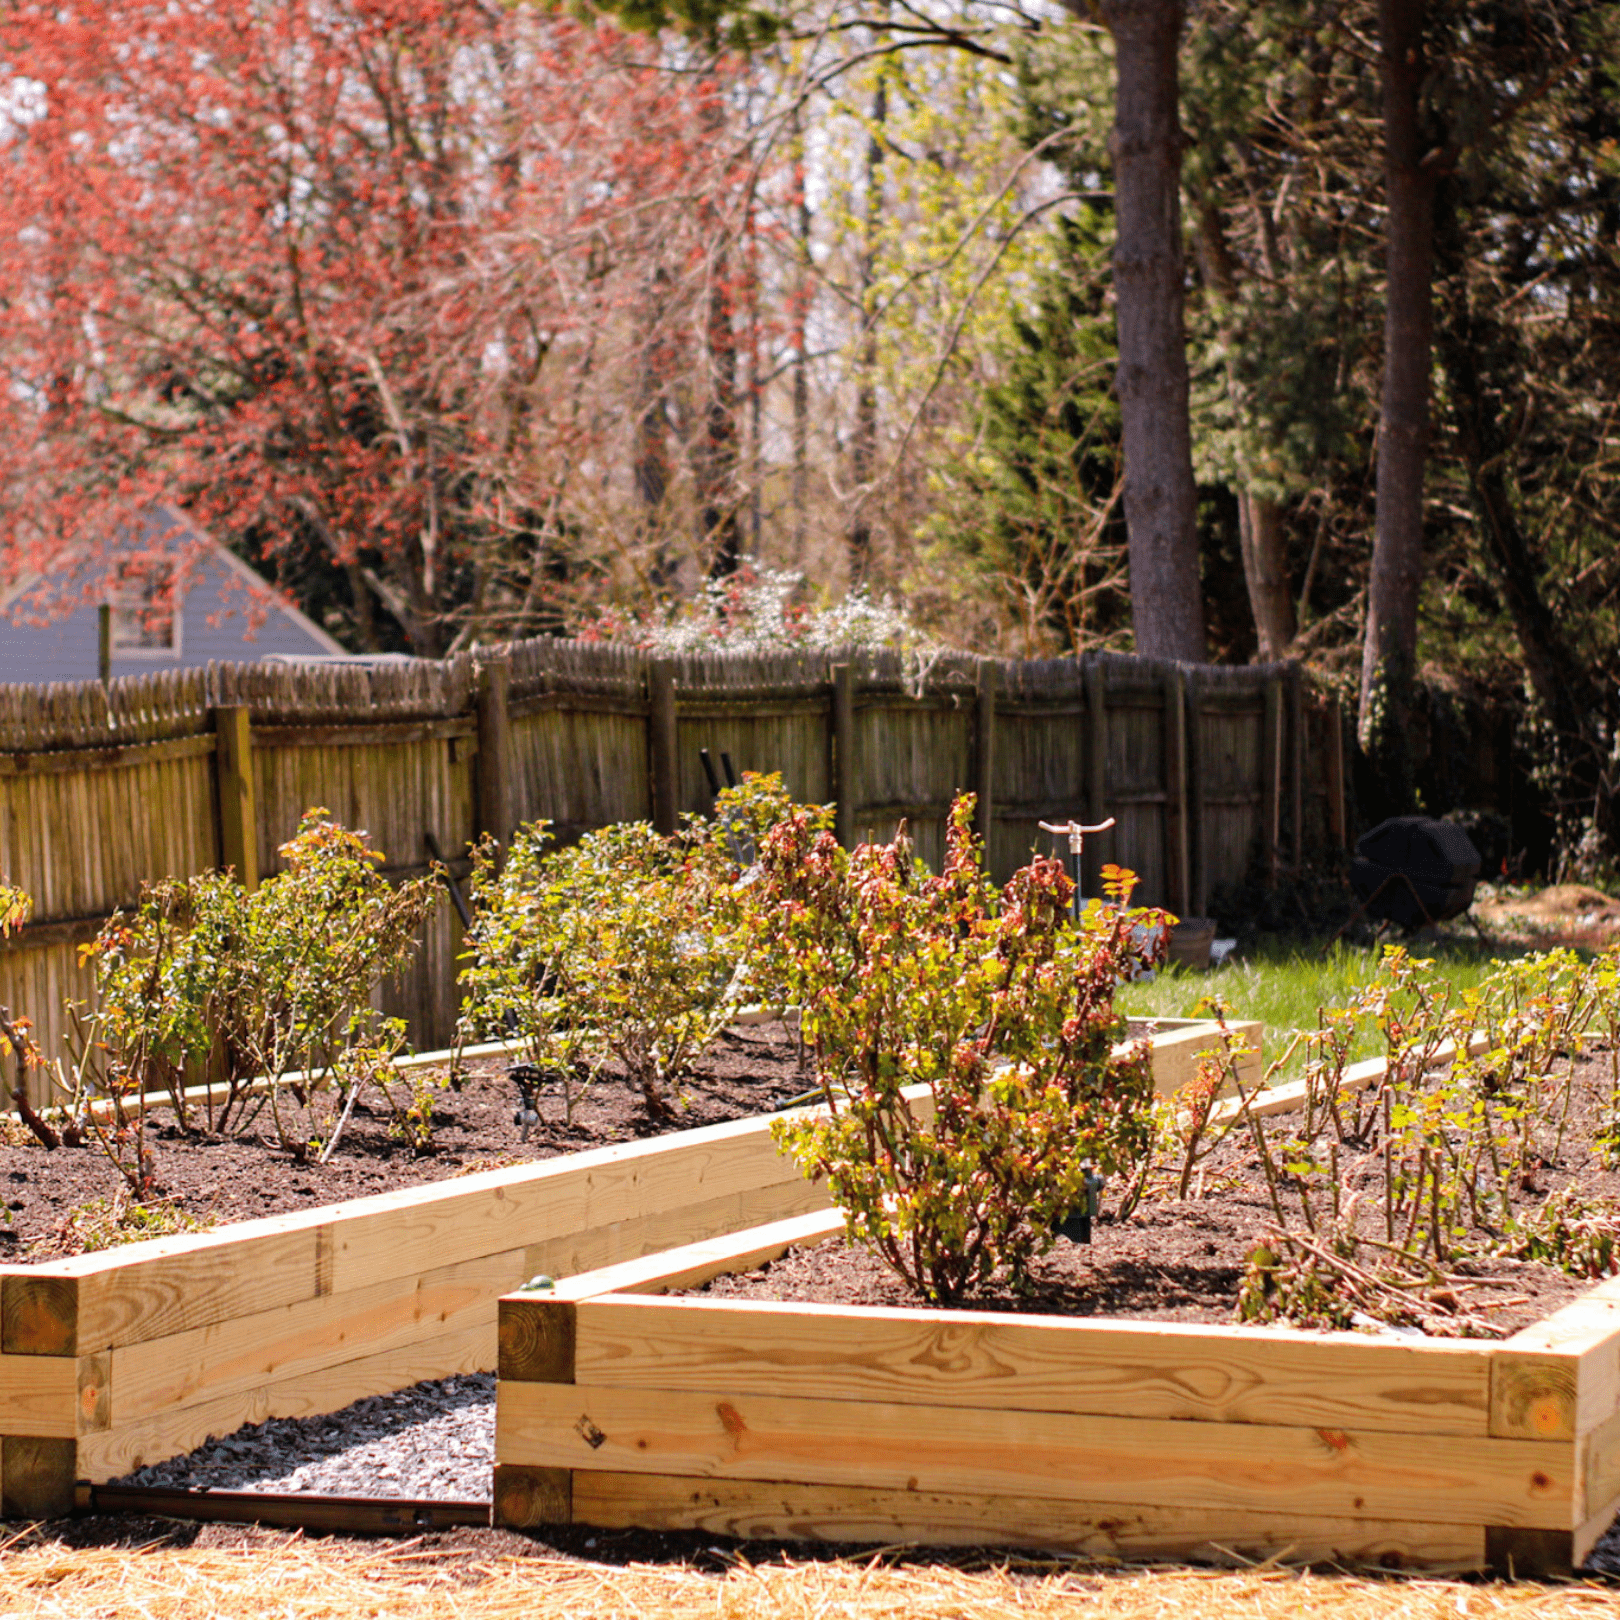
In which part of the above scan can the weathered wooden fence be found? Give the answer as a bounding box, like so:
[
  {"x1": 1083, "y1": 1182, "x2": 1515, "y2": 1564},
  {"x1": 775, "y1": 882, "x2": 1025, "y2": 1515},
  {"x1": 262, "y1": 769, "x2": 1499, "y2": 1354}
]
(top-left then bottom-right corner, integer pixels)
[{"x1": 0, "y1": 643, "x2": 1344, "y2": 1093}]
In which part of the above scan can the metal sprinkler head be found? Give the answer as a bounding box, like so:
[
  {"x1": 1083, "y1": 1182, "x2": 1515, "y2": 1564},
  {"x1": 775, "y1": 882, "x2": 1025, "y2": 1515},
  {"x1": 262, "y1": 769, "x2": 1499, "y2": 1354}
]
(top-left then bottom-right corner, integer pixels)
[
  {"x1": 509, "y1": 1063, "x2": 543, "y2": 1141},
  {"x1": 1054, "y1": 1163, "x2": 1108, "y2": 1245},
  {"x1": 1038, "y1": 817, "x2": 1116, "y2": 922}
]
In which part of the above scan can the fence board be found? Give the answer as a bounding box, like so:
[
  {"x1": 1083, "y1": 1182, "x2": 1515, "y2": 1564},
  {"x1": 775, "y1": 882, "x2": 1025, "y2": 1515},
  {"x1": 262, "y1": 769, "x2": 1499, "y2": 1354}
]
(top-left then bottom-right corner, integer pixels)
[{"x1": 0, "y1": 644, "x2": 1326, "y2": 1093}]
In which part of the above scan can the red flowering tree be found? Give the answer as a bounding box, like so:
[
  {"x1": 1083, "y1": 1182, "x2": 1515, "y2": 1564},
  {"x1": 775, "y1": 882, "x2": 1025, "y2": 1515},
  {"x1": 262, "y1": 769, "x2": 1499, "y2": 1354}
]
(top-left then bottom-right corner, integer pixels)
[{"x1": 0, "y1": 0, "x2": 761, "y2": 651}]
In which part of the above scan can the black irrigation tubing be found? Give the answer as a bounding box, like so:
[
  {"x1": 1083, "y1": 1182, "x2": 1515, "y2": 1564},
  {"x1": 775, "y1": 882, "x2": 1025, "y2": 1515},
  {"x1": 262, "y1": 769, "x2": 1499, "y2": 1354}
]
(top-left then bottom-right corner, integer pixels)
[{"x1": 73, "y1": 1481, "x2": 492, "y2": 1534}]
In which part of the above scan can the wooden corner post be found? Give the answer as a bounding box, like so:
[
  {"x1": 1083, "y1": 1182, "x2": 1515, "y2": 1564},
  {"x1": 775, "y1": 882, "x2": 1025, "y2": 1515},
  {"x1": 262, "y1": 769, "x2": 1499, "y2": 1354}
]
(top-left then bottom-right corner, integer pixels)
[
  {"x1": 0, "y1": 1273, "x2": 80, "y2": 1520},
  {"x1": 475, "y1": 654, "x2": 514, "y2": 861},
  {"x1": 974, "y1": 660, "x2": 997, "y2": 859},
  {"x1": 212, "y1": 705, "x2": 259, "y2": 889},
  {"x1": 648, "y1": 659, "x2": 679, "y2": 836},
  {"x1": 832, "y1": 662, "x2": 856, "y2": 849},
  {"x1": 493, "y1": 1293, "x2": 575, "y2": 1530}
]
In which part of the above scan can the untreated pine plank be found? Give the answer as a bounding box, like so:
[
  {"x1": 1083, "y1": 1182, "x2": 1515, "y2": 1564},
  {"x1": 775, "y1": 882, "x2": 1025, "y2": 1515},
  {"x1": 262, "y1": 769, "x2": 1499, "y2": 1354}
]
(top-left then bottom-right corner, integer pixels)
[
  {"x1": 568, "y1": 1470, "x2": 1489, "y2": 1571},
  {"x1": 321, "y1": 1105, "x2": 826, "y2": 1295},
  {"x1": 571, "y1": 1292, "x2": 1492, "y2": 1435},
  {"x1": 78, "y1": 1317, "x2": 494, "y2": 1483},
  {"x1": 55, "y1": 1225, "x2": 320, "y2": 1355},
  {"x1": 0, "y1": 1353, "x2": 76, "y2": 1437},
  {"x1": 517, "y1": 1175, "x2": 830, "y2": 1294},
  {"x1": 106, "y1": 1247, "x2": 532, "y2": 1427},
  {"x1": 498, "y1": 1382, "x2": 1574, "y2": 1529},
  {"x1": 535, "y1": 1208, "x2": 846, "y2": 1306}
]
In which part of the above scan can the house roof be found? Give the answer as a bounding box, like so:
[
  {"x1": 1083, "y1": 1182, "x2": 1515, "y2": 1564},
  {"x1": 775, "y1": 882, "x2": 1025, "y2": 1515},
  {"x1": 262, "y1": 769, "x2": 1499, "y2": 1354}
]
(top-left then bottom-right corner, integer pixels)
[{"x1": 0, "y1": 503, "x2": 347, "y2": 656}]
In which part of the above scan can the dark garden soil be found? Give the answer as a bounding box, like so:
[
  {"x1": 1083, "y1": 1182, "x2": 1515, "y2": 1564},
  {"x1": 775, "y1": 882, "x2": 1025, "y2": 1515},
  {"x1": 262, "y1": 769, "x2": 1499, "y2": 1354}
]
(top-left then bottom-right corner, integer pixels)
[
  {"x1": 0, "y1": 1019, "x2": 809, "y2": 1262},
  {"x1": 690, "y1": 1045, "x2": 1620, "y2": 1338}
]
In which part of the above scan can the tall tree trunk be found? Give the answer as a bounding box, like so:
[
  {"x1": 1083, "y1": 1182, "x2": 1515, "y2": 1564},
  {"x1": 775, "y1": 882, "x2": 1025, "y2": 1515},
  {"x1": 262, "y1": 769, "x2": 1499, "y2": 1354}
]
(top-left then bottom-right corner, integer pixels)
[
  {"x1": 1096, "y1": 0, "x2": 1204, "y2": 662},
  {"x1": 1238, "y1": 491, "x2": 1296, "y2": 659},
  {"x1": 848, "y1": 67, "x2": 886, "y2": 587},
  {"x1": 1359, "y1": 0, "x2": 1436, "y2": 806},
  {"x1": 1192, "y1": 196, "x2": 1295, "y2": 659}
]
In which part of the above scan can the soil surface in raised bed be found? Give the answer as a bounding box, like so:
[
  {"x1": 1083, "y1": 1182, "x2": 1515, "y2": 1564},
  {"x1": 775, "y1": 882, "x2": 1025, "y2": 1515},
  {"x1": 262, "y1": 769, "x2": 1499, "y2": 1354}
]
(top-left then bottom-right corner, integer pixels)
[
  {"x1": 691, "y1": 1045, "x2": 1620, "y2": 1337},
  {"x1": 0, "y1": 1019, "x2": 807, "y2": 1262}
]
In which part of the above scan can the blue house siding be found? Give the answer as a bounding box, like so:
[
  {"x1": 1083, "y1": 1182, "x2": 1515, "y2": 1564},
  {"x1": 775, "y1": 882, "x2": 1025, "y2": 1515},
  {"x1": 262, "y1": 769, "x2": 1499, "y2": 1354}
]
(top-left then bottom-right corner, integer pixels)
[{"x1": 0, "y1": 510, "x2": 343, "y2": 682}]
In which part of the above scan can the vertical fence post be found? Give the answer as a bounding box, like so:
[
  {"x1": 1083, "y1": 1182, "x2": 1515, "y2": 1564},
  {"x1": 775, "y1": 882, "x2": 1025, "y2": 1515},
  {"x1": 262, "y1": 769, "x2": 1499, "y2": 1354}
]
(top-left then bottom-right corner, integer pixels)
[
  {"x1": 832, "y1": 662, "x2": 856, "y2": 848},
  {"x1": 1288, "y1": 666, "x2": 1305, "y2": 871},
  {"x1": 1162, "y1": 667, "x2": 1189, "y2": 917},
  {"x1": 974, "y1": 660, "x2": 997, "y2": 865},
  {"x1": 648, "y1": 659, "x2": 679, "y2": 836},
  {"x1": 1084, "y1": 659, "x2": 1109, "y2": 895},
  {"x1": 1185, "y1": 672, "x2": 1206, "y2": 917},
  {"x1": 1262, "y1": 674, "x2": 1284, "y2": 887},
  {"x1": 213, "y1": 705, "x2": 259, "y2": 889},
  {"x1": 476, "y1": 653, "x2": 514, "y2": 862}
]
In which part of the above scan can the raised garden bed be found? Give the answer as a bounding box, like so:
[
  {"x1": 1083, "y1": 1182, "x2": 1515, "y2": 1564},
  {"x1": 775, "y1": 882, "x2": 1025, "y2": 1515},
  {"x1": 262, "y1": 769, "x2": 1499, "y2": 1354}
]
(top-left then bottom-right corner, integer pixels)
[
  {"x1": 1, "y1": 1020, "x2": 1252, "y2": 1521},
  {"x1": 492, "y1": 1038, "x2": 1620, "y2": 1578}
]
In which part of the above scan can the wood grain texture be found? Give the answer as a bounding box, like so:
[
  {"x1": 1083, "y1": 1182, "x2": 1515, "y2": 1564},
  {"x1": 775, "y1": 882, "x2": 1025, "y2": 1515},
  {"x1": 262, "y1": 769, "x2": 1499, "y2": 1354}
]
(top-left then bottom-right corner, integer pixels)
[
  {"x1": 498, "y1": 1382, "x2": 1574, "y2": 1529},
  {"x1": 1, "y1": 1274, "x2": 77, "y2": 1356},
  {"x1": 500, "y1": 1299, "x2": 575, "y2": 1384},
  {"x1": 1491, "y1": 1352, "x2": 1579, "y2": 1442},
  {"x1": 570, "y1": 1295, "x2": 1492, "y2": 1435},
  {"x1": 319, "y1": 1107, "x2": 822, "y2": 1294},
  {"x1": 518, "y1": 1173, "x2": 829, "y2": 1287},
  {"x1": 64, "y1": 1227, "x2": 319, "y2": 1354},
  {"x1": 77, "y1": 1319, "x2": 493, "y2": 1483},
  {"x1": 569, "y1": 1470, "x2": 1489, "y2": 1571},
  {"x1": 0, "y1": 1354, "x2": 76, "y2": 1437},
  {"x1": 106, "y1": 1247, "x2": 529, "y2": 1426},
  {"x1": 493, "y1": 1464, "x2": 572, "y2": 1529},
  {"x1": 539, "y1": 1209, "x2": 846, "y2": 1304},
  {"x1": 0, "y1": 1435, "x2": 76, "y2": 1520},
  {"x1": 1577, "y1": 1404, "x2": 1620, "y2": 1526}
]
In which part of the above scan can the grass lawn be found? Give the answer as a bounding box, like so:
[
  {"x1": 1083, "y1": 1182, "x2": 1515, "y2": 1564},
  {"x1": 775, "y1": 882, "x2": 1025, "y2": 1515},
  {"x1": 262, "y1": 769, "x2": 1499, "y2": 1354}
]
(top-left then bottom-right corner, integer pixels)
[{"x1": 1116, "y1": 937, "x2": 1529, "y2": 1083}]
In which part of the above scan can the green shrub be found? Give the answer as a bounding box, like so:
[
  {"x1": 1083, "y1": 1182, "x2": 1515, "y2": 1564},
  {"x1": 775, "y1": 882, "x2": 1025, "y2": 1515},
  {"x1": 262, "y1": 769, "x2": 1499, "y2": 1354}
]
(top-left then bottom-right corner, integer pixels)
[
  {"x1": 764, "y1": 795, "x2": 1164, "y2": 1305},
  {"x1": 81, "y1": 810, "x2": 440, "y2": 1171}
]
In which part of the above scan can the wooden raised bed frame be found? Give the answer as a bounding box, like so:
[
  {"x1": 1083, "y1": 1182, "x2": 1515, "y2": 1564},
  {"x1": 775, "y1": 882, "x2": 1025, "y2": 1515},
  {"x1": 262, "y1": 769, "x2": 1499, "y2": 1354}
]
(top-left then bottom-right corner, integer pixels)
[
  {"x1": 0, "y1": 1021, "x2": 1250, "y2": 1522},
  {"x1": 494, "y1": 1049, "x2": 1620, "y2": 1578}
]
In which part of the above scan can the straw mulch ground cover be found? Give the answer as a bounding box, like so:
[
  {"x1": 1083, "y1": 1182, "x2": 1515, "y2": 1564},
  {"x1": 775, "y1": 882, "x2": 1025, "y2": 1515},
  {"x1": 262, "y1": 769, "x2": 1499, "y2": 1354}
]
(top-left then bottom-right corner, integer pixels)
[{"x1": 1, "y1": 1533, "x2": 1618, "y2": 1620}]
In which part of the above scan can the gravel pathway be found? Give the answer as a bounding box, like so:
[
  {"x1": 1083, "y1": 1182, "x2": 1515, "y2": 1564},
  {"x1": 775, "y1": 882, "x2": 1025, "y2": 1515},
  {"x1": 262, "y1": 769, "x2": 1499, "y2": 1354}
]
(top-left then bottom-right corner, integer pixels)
[{"x1": 113, "y1": 1373, "x2": 495, "y2": 1501}]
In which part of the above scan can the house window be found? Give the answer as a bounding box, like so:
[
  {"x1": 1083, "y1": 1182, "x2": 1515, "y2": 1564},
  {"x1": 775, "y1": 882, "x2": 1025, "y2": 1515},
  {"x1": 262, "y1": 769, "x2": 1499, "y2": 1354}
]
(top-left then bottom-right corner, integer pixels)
[{"x1": 109, "y1": 560, "x2": 178, "y2": 653}]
